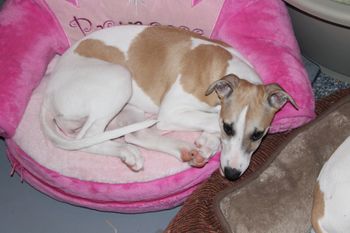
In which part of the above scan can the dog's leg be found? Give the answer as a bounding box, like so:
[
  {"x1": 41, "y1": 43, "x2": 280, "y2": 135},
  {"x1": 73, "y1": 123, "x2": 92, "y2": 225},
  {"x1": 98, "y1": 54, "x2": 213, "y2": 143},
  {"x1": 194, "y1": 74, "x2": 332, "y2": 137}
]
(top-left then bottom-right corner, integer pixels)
[
  {"x1": 156, "y1": 80, "x2": 220, "y2": 133},
  {"x1": 125, "y1": 85, "x2": 221, "y2": 166},
  {"x1": 194, "y1": 131, "x2": 221, "y2": 159},
  {"x1": 75, "y1": 117, "x2": 95, "y2": 139},
  {"x1": 157, "y1": 109, "x2": 220, "y2": 133},
  {"x1": 125, "y1": 128, "x2": 220, "y2": 167},
  {"x1": 125, "y1": 128, "x2": 201, "y2": 166},
  {"x1": 107, "y1": 105, "x2": 146, "y2": 130},
  {"x1": 82, "y1": 141, "x2": 143, "y2": 171},
  {"x1": 80, "y1": 108, "x2": 145, "y2": 171},
  {"x1": 44, "y1": 60, "x2": 139, "y2": 150},
  {"x1": 74, "y1": 117, "x2": 144, "y2": 171}
]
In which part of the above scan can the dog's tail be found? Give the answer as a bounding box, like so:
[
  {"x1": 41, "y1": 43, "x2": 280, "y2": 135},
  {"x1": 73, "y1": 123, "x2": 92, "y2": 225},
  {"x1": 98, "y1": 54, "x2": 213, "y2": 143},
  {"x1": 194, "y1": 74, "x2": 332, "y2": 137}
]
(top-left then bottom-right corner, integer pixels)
[{"x1": 40, "y1": 102, "x2": 157, "y2": 150}]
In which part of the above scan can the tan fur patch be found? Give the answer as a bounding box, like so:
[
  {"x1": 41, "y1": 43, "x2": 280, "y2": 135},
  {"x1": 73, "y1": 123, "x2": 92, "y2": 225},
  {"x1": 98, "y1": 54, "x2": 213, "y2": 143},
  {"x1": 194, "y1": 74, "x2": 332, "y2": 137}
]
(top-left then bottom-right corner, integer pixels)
[
  {"x1": 244, "y1": 84, "x2": 275, "y2": 152},
  {"x1": 75, "y1": 39, "x2": 126, "y2": 66},
  {"x1": 219, "y1": 80, "x2": 264, "y2": 120},
  {"x1": 311, "y1": 182, "x2": 325, "y2": 233},
  {"x1": 74, "y1": 26, "x2": 234, "y2": 106},
  {"x1": 128, "y1": 26, "x2": 233, "y2": 106},
  {"x1": 127, "y1": 26, "x2": 192, "y2": 105},
  {"x1": 180, "y1": 44, "x2": 232, "y2": 106}
]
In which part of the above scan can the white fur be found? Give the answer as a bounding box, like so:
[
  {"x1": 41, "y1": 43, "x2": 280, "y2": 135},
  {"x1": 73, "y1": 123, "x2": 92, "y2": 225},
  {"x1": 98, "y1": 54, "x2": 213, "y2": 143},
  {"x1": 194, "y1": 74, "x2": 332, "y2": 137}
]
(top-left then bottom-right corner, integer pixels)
[
  {"x1": 220, "y1": 106, "x2": 251, "y2": 172},
  {"x1": 41, "y1": 43, "x2": 157, "y2": 170},
  {"x1": 129, "y1": 80, "x2": 159, "y2": 113},
  {"x1": 126, "y1": 77, "x2": 221, "y2": 162},
  {"x1": 225, "y1": 57, "x2": 261, "y2": 85},
  {"x1": 157, "y1": 77, "x2": 220, "y2": 132},
  {"x1": 190, "y1": 37, "x2": 216, "y2": 49},
  {"x1": 315, "y1": 136, "x2": 350, "y2": 233}
]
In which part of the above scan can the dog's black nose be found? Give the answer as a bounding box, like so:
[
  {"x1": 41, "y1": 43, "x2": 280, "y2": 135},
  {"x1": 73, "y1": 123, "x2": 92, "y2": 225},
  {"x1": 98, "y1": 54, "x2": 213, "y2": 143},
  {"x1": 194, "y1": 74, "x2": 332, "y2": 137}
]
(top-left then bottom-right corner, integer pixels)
[{"x1": 224, "y1": 167, "x2": 241, "y2": 181}]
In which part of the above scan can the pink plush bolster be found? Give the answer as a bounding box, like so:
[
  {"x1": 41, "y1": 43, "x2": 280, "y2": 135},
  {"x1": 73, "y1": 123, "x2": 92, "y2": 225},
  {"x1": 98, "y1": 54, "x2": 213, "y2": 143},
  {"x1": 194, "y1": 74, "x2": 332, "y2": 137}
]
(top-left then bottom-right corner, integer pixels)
[
  {"x1": 6, "y1": 139, "x2": 220, "y2": 212},
  {"x1": 0, "y1": 0, "x2": 68, "y2": 138},
  {"x1": 212, "y1": 0, "x2": 316, "y2": 133}
]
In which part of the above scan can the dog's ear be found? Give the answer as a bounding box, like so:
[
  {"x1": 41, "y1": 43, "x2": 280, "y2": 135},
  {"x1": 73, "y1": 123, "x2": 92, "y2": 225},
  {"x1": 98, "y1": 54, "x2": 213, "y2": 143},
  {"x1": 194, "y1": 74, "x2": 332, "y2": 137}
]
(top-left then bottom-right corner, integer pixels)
[
  {"x1": 265, "y1": 84, "x2": 298, "y2": 110},
  {"x1": 206, "y1": 74, "x2": 240, "y2": 99}
]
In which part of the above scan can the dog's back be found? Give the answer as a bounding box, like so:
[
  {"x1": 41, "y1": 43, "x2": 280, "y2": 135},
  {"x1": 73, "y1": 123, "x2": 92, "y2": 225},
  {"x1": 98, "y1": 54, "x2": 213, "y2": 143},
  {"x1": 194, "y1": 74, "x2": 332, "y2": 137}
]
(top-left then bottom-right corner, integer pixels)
[
  {"x1": 71, "y1": 25, "x2": 260, "y2": 109},
  {"x1": 41, "y1": 25, "x2": 274, "y2": 174}
]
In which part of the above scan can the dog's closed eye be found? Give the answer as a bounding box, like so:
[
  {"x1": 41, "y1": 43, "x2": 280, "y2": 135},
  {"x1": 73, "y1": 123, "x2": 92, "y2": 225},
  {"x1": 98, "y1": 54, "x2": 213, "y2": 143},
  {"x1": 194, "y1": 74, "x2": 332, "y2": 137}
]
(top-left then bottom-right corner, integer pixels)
[
  {"x1": 223, "y1": 122, "x2": 235, "y2": 136},
  {"x1": 250, "y1": 130, "x2": 264, "y2": 141}
]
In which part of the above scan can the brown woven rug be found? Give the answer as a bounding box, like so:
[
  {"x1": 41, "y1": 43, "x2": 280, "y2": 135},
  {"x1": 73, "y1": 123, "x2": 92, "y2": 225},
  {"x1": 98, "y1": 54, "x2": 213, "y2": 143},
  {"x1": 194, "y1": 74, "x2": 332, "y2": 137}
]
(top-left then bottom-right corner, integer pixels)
[{"x1": 165, "y1": 88, "x2": 350, "y2": 233}]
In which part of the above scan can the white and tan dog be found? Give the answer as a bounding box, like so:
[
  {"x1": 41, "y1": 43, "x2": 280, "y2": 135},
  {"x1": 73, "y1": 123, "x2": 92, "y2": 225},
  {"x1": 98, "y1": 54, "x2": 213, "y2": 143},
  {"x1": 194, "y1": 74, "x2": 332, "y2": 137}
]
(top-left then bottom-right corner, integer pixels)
[
  {"x1": 41, "y1": 25, "x2": 297, "y2": 180},
  {"x1": 312, "y1": 136, "x2": 350, "y2": 233}
]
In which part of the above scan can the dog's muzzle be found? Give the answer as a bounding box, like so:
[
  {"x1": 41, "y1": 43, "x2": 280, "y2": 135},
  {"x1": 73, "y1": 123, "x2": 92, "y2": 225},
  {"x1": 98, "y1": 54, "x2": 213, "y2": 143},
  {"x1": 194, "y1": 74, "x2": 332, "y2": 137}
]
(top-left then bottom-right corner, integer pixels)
[{"x1": 224, "y1": 167, "x2": 241, "y2": 181}]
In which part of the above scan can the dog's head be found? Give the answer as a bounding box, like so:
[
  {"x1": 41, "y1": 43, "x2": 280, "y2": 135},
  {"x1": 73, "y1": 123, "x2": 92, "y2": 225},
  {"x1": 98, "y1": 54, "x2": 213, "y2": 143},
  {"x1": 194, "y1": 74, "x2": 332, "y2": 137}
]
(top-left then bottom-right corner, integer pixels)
[{"x1": 206, "y1": 74, "x2": 298, "y2": 181}]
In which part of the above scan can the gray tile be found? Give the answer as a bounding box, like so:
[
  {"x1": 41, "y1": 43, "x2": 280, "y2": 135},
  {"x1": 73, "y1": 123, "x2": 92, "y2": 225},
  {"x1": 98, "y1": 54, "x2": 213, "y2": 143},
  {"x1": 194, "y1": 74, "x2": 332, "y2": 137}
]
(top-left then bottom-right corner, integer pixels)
[{"x1": 312, "y1": 72, "x2": 350, "y2": 99}]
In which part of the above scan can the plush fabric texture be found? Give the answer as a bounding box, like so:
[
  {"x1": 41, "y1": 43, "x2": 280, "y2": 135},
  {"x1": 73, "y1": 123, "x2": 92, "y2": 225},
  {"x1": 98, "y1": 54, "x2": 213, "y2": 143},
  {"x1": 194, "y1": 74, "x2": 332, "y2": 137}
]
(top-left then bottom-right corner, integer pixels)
[
  {"x1": 6, "y1": 139, "x2": 219, "y2": 213},
  {"x1": 165, "y1": 88, "x2": 350, "y2": 233},
  {"x1": 0, "y1": 0, "x2": 68, "y2": 138},
  {"x1": 44, "y1": 0, "x2": 224, "y2": 43},
  {"x1": 218, "y1": 94, "x2": 350, "y2": 233}
]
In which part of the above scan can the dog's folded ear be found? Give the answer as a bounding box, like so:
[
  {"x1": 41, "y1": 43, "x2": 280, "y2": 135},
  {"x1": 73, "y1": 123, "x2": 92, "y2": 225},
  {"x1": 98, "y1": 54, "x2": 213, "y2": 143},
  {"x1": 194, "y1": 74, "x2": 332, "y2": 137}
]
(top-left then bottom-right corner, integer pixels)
[
  {"x1": 205, "y1": 74, "x2": 240, "y2": 99},
  {"x1": 265, "y1": 83, "x2": 299, "y2": 110}
]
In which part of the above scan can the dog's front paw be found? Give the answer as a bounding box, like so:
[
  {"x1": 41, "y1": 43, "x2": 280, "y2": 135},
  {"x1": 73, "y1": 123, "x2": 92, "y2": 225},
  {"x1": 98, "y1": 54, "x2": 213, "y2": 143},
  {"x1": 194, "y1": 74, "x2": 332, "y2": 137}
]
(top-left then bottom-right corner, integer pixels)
[
  {"x1": 120, "y1": 145, "x2": 144, "y2": 171},
  {"x1": 180, "y1": 148, "x2": 207, "y2": 168},
  {"x1": 194, "y1": 132, "x2": 221, "y2": 159}
]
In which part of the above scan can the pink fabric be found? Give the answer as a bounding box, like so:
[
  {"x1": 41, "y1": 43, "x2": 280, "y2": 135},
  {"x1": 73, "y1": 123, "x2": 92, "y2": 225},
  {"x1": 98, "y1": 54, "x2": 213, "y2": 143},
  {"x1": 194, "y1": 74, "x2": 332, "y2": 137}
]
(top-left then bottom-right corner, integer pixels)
[
  {"x1": 45, "y1": 0, "x2": 224, "y2": 44},
  {"x1": 0, "y1": 0, "x2": 315, "y2": 213},
  {"x1": 6, "y1": 139, "x2": 219, "y2": 212},
  {"x1": 211, "y1": 0, "x2": 315, "y2": 132},
  {"x1": 0, "y1": 0, "x2": 69, "y2": 138}
]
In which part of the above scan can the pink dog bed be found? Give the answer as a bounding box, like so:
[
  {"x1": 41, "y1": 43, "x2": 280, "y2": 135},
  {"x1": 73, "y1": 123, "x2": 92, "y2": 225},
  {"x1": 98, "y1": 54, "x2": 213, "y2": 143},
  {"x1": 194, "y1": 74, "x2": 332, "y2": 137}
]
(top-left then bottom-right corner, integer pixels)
[{"x1": 0, "y1": 0, "x2": 315, "y2": 213}]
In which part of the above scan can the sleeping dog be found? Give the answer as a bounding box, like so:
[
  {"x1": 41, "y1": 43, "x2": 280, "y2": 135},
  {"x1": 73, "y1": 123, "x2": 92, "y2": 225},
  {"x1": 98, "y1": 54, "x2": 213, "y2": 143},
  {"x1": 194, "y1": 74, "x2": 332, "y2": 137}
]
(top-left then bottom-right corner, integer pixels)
[{"x1": 40, "y1": 25, "x2": 297, "y2": 180}]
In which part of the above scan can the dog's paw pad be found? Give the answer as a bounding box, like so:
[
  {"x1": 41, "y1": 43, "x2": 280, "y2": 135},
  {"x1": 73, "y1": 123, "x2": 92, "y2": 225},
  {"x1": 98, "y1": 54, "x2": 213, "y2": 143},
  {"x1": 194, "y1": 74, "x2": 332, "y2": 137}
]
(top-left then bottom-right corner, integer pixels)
[
  {"x1": 180, "y1": 149, "x2": 207, "y2": 168},
  {"x1": 180, "y1": 148, "x2": 192, "y2": 162}
]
